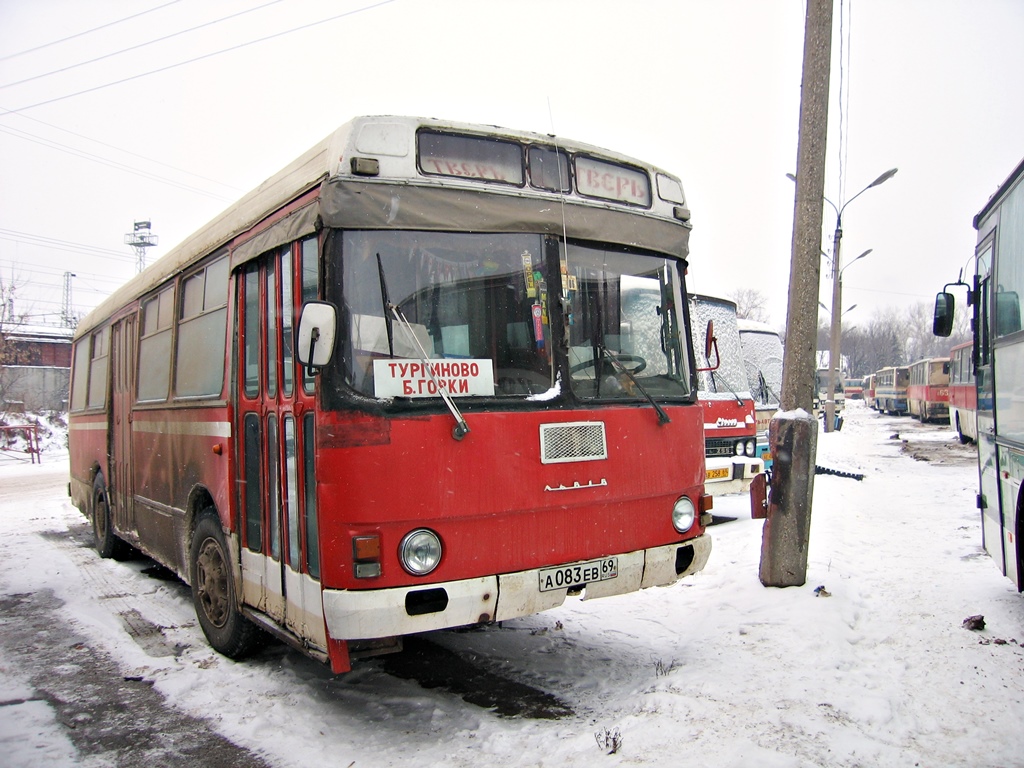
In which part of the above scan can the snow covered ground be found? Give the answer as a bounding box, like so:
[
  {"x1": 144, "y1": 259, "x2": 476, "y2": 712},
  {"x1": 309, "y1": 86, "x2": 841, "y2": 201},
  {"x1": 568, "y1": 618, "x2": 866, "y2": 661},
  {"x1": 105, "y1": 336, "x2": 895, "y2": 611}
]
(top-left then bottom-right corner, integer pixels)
[{"x1": 1, "y1": 401, "x2": 1022, "y2": 767}]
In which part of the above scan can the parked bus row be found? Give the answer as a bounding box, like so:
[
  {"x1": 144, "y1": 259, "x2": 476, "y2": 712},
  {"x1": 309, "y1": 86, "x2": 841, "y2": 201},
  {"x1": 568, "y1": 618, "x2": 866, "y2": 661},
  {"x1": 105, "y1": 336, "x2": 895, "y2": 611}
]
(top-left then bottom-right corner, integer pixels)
[
  {"x1": 863, "y1": 358, "x2": 951, "y2": 425},
  {"x1": 67, "y1": 116, "x2": 717, "y2": 673}
]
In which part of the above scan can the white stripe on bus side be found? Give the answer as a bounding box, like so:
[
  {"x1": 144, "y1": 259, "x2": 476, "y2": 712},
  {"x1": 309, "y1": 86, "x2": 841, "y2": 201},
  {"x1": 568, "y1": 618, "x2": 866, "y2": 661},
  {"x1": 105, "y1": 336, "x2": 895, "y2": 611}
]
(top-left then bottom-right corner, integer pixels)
[{"x1": 132, "y1": 421, "x2": 232, "y2": 438}]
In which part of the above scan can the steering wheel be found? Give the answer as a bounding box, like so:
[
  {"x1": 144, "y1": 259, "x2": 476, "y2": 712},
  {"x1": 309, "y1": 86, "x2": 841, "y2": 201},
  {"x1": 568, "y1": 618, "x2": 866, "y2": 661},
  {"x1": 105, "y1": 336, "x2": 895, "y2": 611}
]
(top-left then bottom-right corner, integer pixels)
[{"x1": 570, "y1": 354, "x2": 647, "y2": 375}]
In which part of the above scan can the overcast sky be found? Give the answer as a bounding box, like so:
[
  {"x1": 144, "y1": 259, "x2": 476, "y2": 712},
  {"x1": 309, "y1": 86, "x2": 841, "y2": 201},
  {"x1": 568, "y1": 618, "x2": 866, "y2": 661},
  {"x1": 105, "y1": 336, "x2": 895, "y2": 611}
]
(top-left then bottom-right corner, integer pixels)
[{"x1": 1, "y1": 0, "x2": 1022, "y2": 330}]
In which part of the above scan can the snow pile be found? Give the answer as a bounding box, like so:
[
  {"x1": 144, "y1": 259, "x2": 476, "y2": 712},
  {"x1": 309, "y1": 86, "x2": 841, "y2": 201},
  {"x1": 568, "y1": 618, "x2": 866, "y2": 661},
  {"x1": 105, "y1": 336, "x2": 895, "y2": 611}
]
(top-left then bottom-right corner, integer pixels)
[{"x1": 0, "y1": 402, "x2": 1022, "y2": 767}]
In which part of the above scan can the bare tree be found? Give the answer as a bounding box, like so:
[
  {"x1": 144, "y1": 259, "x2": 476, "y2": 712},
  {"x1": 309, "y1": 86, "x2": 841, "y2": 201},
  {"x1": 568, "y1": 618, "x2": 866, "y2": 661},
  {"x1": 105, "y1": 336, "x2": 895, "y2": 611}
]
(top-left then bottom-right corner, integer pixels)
[{"x1": 730, "y1": 288, "x2": 771, "y2": 323}]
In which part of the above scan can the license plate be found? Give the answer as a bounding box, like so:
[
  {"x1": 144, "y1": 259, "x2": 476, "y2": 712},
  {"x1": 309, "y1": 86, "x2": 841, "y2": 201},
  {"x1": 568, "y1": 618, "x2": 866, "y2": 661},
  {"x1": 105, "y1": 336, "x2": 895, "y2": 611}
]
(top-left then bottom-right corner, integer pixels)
[
  {"x1": 706, "y1": 467, "x2": 731, "y2": 480},
  {"x1": 539, "y1": 557, "x2": 618, "y2": 592}
]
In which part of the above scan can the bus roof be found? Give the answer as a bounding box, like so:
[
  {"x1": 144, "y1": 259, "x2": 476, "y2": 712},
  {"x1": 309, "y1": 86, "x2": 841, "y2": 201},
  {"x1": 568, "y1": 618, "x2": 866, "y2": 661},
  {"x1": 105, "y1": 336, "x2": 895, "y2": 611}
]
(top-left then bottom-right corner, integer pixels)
[
  {"x1": 975, "y1": 155, "x2": 1024, "y2": 228},
  {"x1": 77, "y1": 116, "x2": 690, "y2": 339},
  {"x1": 736, "y1": 318, "x2": 780, "y2": 336}
]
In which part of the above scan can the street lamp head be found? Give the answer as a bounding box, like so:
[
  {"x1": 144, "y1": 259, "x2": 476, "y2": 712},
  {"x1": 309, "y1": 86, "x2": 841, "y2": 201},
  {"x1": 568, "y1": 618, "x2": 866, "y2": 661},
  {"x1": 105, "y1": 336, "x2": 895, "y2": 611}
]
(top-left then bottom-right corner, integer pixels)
[{"x1": 869, "y1": 168, "x2": 898, "y2": 188}]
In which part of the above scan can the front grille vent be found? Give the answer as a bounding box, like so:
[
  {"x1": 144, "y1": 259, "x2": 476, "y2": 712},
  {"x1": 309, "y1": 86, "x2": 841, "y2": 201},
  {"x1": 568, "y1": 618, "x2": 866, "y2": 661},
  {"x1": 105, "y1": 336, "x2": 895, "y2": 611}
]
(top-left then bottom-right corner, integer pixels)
[{"x1": 539, "y1": 421, "x2": 607, "y2": 465}]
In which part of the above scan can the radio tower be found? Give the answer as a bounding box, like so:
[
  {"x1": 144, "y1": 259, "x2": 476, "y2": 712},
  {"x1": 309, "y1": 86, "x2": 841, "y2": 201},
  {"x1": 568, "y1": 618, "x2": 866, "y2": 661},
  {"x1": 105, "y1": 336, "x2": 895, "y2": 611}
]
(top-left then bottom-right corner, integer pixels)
[
  {"x1": 124, "y1": 220, "x2": 158, "y2": 273},
  {"x1": 62, "y1": 271, "x2": 76, "y2": 328}
]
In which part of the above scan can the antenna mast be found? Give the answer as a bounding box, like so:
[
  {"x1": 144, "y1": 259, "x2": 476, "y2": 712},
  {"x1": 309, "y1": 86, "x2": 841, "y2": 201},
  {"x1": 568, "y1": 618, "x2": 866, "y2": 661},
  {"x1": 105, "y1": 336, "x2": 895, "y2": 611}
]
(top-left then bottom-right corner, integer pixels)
[{"x1": 124, "y1": 220, "x2": 158, "y2": 273}]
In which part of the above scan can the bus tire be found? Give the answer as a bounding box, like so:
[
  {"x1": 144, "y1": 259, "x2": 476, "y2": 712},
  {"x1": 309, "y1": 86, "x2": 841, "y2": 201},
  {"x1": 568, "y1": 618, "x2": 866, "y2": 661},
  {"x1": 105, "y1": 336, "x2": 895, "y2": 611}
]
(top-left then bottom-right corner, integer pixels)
[
  {"x1": 189, "y1": 513, "x2": 259, "y2": 659},
  {"x1": 92, "y1": 475, "x2": 129, "y2": 560},
  {"x1": 956, "y1": 415, "x2": 970, "y2": 445}
]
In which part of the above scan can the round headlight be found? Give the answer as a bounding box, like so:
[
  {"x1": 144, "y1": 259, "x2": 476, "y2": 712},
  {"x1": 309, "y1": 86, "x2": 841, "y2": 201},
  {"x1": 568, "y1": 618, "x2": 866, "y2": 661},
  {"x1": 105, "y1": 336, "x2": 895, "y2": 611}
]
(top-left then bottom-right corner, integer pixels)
[
  {"x1": 399, "y1": 529, "x2": 442, "y2": 576},
  {"x1": 745, "y1": 439, "x2": 756, "y2": 457},
  {"x1": 734, "y1": 441, "x2": 745, "y2": 456},
  {"x1": 672, "y1": 496, "x2": 696, "y2": 532}
]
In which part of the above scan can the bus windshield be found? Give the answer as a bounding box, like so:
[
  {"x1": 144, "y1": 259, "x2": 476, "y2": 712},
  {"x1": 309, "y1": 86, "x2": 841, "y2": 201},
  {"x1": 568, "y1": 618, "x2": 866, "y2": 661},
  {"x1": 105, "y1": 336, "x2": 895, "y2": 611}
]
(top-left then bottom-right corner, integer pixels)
[{"x1": 332, "y1": 230, "x2": 690, "y2": 404}]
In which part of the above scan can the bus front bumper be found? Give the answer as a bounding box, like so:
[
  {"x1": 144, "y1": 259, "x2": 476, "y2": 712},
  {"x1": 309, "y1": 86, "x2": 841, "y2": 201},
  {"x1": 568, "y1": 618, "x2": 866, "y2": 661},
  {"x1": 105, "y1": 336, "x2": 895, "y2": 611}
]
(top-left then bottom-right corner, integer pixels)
[
  {"x1": 321, "y1": 535, "x2": 711, "y2": 641},
  {"x1": 704, "y1": 456, "x2": 764, "y2": 496}
]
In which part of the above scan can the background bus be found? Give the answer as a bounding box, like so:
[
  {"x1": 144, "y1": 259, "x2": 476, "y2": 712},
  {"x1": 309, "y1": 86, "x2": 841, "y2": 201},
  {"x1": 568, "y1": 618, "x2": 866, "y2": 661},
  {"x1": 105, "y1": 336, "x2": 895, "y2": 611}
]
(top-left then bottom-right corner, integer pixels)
[
  {"x1": 68, "y1": 116, "x2": 714, "y2": 673},
  {"x1": 737, "y1": 318, "x2": 783, "y2": 470},
  {"x1": 690, "y1": 296, "x2": 763, "y2": 494},
  {"x1": 948, "y1": 341, "x2": 977, "y2": 444},
  {"x1": 813, "y1": 367, "x2": 845, "y2": 425},
  {"x1": 907, "y1": 357, "x2": 950, "y2": 422},
  {"x1": 873, "y1": 366, "x2": 909, "y2": 415},
  {"x1": 934, "y1": 154, "x2": 1024, "y2": 591},
  {"x1": 844, "y1": 377, "x2": 864, "y2": 400},
  {"x1": 863, "y1": 373, "x2": 876, "y2": 407}
]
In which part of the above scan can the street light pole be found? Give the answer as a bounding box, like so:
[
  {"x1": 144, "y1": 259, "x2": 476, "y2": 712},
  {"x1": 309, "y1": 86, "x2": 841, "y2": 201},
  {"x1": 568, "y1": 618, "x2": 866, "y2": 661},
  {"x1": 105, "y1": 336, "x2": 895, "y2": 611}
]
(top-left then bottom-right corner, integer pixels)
[{"x1": 822, "y1": 168, "x2": 897, "y2": 433}]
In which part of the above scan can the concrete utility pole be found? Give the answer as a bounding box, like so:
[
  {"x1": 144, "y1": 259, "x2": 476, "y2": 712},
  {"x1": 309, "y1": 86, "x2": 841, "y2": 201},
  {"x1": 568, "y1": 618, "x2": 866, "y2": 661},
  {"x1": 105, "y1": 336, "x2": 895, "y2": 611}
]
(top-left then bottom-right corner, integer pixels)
[
  {"x1": 125, "y1": 220, "x2": 158, "y2": 273},
  {"x1": 759, "y1": 0, "x2": 832, "y2": 588}
]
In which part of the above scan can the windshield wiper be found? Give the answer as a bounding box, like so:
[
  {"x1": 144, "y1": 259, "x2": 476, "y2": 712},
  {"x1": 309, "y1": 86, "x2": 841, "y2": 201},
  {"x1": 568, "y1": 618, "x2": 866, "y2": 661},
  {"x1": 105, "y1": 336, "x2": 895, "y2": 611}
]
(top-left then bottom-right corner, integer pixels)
[
  {"x1": 376, "y1": 253, "x2": 470, "y2": 440},
  {"x1": 710, "y1": 369, "x2": 745, "y2": 407},
  {"x1": 601, "y1": 346, "x2": 670, "y2": 426}
]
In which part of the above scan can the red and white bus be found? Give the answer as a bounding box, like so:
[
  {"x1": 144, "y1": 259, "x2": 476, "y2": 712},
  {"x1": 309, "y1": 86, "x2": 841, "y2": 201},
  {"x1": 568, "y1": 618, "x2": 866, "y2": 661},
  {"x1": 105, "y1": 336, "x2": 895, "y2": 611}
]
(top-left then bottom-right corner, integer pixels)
[
  {"x1": 947, "y1": 341, "x2": 977, "y2": 444},
  {"x1": 935, "y1": 154, "x2": 1024, "y2": 591},
  {"x1": 863, "y1": 373, "x2": 876, "y2": 408},
  {"x1": 690, "y1": 296, "x2": 763, "y2": 495},
  {"x1": 68, "y1": 116, "x2": 713, "y2": 672},
  {"x1": 907, "y1": 357, "x2": 950, "y2": 423}
]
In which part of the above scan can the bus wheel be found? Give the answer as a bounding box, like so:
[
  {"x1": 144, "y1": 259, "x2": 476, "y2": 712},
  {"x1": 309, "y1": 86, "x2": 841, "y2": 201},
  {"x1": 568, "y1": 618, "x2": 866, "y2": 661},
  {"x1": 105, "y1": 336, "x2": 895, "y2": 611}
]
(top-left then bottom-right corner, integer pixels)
[
  {"x1": 189, "y1": 513, "x2": 258, "y2": 659},
  {"x1": 956, "y1": 416, "x2": 970, "y2": 445},
  {"x1": 92, "y1": 475, "x2": 129, "y2": 560}
]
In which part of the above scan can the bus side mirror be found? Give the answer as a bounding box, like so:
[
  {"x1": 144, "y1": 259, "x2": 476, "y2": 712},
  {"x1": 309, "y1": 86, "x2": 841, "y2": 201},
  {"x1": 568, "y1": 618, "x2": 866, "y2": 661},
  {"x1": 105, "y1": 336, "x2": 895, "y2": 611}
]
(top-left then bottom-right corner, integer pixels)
[
  {"x1": 933, "y1": 292, "x2": 954, "y2": 337},
  {"x1": 696, "y1": 319, "x2": 721, "y2": 372},
  {"x1": 296, "y1": 301, "x2": 338, "y2": 374}
]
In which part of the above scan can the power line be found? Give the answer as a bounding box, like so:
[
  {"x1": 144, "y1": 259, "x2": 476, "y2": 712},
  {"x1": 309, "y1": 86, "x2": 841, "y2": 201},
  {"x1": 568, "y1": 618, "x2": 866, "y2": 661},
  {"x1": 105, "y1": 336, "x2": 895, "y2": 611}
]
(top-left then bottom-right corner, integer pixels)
[
  {"x1": 1, "y1": 0, "x2": 398, "y2": 115},
  {"x1": 0, "y1": 229, "x2": 136, "y2": 262},
  {"x1": 0, "y1": 0, "x2": 286, "y2": 91},
  {"x1": 0, "y1": 123, "x2": 235, "y2": 200},
  {"x1": 0, "y1": 0, "x2": 184, "y2": 63},
  {"x1": 3, "y1": 113, "x2": 244, "y2": 195}
]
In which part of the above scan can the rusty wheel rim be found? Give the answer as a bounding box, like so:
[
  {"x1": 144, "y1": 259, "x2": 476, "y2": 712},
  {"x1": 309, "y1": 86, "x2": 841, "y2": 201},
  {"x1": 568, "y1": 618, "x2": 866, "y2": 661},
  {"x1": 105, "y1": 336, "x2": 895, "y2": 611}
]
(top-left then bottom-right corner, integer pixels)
[{"x1": 196, "y1": 537, "x2": 230, "y2": 628}]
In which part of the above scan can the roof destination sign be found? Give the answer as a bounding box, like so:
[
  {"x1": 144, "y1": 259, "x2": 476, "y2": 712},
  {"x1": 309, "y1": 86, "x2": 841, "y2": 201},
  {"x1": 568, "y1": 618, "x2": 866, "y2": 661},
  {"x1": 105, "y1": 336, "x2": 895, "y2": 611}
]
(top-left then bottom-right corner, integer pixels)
[{"x1": 417, "y1": 129, "x2": 652, "y2": 207}]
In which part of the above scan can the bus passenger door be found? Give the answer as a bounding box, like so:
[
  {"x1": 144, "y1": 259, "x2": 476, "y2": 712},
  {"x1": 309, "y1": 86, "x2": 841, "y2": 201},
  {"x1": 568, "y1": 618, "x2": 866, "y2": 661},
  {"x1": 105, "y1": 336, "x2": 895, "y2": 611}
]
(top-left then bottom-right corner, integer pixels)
[
  {"x1": 110, "y1": 315, "x2": 136, "y2": 533},
  {"x1": 237, "y1": 241, "x2": 326, "y2": 653}
]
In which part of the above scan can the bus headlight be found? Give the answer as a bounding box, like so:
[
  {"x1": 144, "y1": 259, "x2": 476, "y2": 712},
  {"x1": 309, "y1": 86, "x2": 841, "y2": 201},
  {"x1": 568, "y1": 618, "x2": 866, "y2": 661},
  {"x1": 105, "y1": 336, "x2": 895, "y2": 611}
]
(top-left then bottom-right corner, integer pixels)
[
  {"x1": 672, "y1": 497, "x2": 696, "y2": 532},
  {"x1": 745, "y1": 439, "x2": 756, "y2": 457},
  {"x1": 734, "y1": 441, "x2": 745, "y2": 456},
  {"x1": 399, "y1": 529, "x2": 442, "y2": 576}
]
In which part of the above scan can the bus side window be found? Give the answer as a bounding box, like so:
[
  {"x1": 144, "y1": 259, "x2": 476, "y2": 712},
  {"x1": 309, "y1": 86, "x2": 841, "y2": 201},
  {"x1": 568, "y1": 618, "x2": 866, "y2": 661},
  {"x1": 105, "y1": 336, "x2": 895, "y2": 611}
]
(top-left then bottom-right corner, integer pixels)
[
  {"x1": 300, "y1": 237, "x2": 319, "y2": 394},
  {"x1": 87, "y1": 327, "x2": 110, "y2": 409},
  {"x1": 175, "y1": 255, "x2": 229, "y2": 398},
  {"x1": 70, "y1": 338, "x2": 91, "y2": 411},
  {"x1": 138, "y1": 287, "x2": 174, "y2": 402},
  {"x1": 243, "y1": 266, "x2": 260, "y2": 398},
  {"x1": 243, "y1": 414, "x2": 263, "y2": 552},
  {"x1": 996, "y1": 290, "x2": 1021, "y2": 336}
]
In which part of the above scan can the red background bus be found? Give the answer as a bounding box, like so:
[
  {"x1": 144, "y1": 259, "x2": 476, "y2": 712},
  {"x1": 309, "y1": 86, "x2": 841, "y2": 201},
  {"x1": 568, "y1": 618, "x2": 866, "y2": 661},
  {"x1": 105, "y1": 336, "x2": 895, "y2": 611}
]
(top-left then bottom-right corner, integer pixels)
[
  {"x1": 907, "y1": 357, "x2": 950, "y2": 423},
  {"x1": 947, "y1": 341, "x2": 977, "y2": 443}
]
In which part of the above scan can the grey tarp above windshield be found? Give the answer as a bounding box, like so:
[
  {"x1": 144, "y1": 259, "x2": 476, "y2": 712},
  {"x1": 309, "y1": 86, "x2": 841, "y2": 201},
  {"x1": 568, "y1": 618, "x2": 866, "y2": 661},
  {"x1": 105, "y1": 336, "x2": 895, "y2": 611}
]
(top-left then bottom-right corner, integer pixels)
[{"x1": 317, "y1": 179, "x2": 690, "y2": 258}]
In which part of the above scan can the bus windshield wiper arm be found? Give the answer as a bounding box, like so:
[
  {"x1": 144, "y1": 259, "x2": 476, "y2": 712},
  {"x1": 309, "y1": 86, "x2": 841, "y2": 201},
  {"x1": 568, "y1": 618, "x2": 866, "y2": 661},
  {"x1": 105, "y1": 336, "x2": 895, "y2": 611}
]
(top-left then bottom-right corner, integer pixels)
[
  {"x1": 601, "y1": 346, "x2": 670, "y2": 425},
  {"x1": 711, "y1": 369, "x2": 745, "y2": 406},
  {"x1": 376, "y1": 253, "x2": 395, "y2": 357},
  {"x1": 387, "y1": 303, "x2": 470, "y2": 440},
  {"x1": 376, "y1": 253, "x2": 468, "y2": 439}
]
